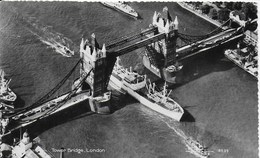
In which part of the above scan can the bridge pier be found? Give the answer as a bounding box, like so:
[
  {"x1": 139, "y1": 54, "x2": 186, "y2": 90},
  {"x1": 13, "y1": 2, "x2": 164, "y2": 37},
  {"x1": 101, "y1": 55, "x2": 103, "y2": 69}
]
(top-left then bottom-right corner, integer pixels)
[{"x1": 79, "y1": 33, "x2": 113, "y2": 114}]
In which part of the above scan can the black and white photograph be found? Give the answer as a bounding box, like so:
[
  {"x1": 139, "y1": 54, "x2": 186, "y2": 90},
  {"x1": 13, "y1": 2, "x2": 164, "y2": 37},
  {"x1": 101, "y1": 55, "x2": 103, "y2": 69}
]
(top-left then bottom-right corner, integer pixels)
[{"x1": 0, "y1": 1, "x2": 258, "y2": 158}]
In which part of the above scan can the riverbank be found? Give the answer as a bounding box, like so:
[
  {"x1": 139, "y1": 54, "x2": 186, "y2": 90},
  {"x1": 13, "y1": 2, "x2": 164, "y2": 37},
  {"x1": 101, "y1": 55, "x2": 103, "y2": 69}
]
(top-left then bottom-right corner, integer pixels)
[{"x1": 176, "y1": 2, "x2": 222, "y2": 28}]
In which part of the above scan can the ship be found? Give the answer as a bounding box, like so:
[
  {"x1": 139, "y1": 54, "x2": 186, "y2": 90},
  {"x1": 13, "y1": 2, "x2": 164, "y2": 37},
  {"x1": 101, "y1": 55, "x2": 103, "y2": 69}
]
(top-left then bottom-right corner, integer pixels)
[
  {"x1": 101, "y1": 2, "x2": 139, "y2": 18},
  {"x1": 109, "y1": 57, "x2": 146, "y2": 91},
  {"x1": 224, "y1": 47, "x2": 258, "y2": 78},
  {"x1": 185, "y1": 137, "x2": 210, "y2": 158},
  {"x1": 109, "y1": 58, "x2": 184, "y2": 121},
  {"x1": 146, "y1": 81, "x2": 184, "y2": 119},
  {"x1": 0, "y1": 70, "x2": 17, "y2": 103},
  {"x1": 54, "y1": 42, "x2": 74, "y2": 57},
  {"x1": 41, "y1": 39, "x2": 74, "y2": 57}
]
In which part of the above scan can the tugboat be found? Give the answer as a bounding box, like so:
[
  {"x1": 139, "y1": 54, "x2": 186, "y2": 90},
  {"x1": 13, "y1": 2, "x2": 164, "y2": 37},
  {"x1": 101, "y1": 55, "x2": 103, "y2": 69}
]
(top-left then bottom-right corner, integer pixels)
[
  {"x1": 101, "y1": 2, "x2": 139, "y2": 18},
  {"x1": 109, "y1": 58, "x2": 184, "y2": 121},
  {"x1": 0, "y1": 70, "x2": 17, "y2": 103},
  {"x1": 224, "y1": 44, "x2": 258, "y2": 78},
  {"x1": 185, "y1": 137, "x2": 210, "y2": 158}
]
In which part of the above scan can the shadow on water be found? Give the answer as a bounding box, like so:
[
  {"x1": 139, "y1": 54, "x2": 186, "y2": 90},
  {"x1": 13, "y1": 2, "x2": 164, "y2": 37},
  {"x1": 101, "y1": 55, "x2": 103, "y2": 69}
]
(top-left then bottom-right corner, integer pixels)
[
  {"x1": 13, "y1": 95, "x2": 25, "y2": 108},
  {"x1": 110, "y1": 89, "x2": 133, "y2": 113},
  {"x1": 6, "y1": 100, "x2": 93, "y2": 143},
  {"x1": 180, "y1": 109, "x2": 195, "y2": 122},
  {"x1": 5, "y1": 90, "x2": 129, "y2": 143},
  {"x1": 166, "y1": 47, "x2": 236, "y2": 89}
]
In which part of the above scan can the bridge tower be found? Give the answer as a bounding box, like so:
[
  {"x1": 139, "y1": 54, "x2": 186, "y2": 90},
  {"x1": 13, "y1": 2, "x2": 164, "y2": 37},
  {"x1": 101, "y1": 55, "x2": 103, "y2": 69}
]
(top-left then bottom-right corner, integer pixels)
[
  {"x1": 152, "y1": 7, "x2": 179, "y2": 67},
  {"x1": 144, "y1": 7, "x2": 182, "y2": 83},
  {"x1": 79, "y1": 33, "x2": 111, "y2": 114}
]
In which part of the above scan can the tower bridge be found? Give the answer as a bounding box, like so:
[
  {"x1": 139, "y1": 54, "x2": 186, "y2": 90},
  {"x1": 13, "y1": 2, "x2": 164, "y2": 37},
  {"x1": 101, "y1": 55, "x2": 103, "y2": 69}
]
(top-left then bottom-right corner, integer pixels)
[
  {"x1": 1, "y1": 7, "x2": 252, "y2": 138},
  {"x1": 80, "y1": 6, "x2": 246, "y2": 108}
]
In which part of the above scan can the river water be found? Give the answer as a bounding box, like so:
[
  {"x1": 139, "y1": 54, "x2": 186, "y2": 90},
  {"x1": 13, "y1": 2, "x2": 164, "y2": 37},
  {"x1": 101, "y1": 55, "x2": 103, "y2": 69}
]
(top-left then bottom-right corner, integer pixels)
[{"x1": 0, "y1": 2, "x2": 257, "y2": 158}]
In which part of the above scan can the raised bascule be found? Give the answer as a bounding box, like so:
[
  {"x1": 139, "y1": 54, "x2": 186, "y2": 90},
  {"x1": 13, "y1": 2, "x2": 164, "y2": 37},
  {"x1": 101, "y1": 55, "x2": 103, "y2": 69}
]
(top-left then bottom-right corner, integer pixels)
[{"x1": 0, "y1": 6, "x2": 254, "y2": 142}]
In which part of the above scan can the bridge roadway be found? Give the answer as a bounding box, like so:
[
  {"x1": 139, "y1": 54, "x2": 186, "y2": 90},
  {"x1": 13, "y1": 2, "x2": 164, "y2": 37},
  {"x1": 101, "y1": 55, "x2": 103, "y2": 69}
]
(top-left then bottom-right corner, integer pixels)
[
  {"x1": 104, "y1": 24, "x2": 244, "y2": 61},
  {"x1": 106, "y1": 26, "x2": 158, "y2": 50},
  {"x1": 176, "y1": 28, "x2": 244, "y2": 60},
  {"x1": 108, "y1": 33, "x2": 166, "y2": 57}
]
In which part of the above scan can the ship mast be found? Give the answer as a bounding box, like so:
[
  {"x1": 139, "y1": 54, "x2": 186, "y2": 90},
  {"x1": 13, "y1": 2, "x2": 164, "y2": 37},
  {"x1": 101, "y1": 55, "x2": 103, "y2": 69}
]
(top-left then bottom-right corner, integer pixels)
[{"x1": 5, "y1": 79, "x2": 11, "y2": 88}]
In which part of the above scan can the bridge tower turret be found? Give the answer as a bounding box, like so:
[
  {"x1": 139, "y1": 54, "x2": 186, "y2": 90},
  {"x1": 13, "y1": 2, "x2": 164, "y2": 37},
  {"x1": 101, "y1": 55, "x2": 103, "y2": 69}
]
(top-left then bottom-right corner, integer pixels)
[{"x1": 79, "y1": 33, "x2": 111, "y2": 114}]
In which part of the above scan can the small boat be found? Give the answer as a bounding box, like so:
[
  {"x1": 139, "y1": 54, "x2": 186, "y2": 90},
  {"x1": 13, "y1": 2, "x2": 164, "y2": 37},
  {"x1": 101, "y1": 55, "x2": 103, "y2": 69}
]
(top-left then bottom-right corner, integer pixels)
[
  {"x1": 185, "y1": 137, "x2": 210, "y2": 158},
  {"x1": 55, "y1": 42, "x2": 74, "y2": 57},
  {"x1": 101, "y1": 2, "x2": 139, "y2": 18},
  {"x1": 0, "y1": 70, "x2": 17, "y2": 102}
]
